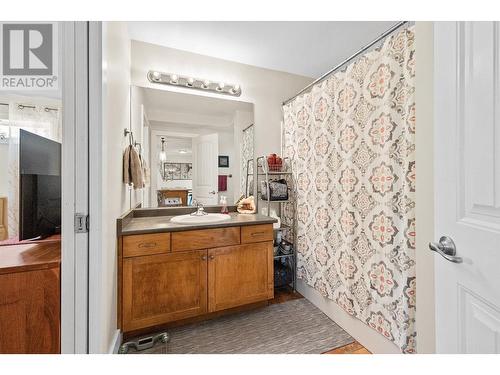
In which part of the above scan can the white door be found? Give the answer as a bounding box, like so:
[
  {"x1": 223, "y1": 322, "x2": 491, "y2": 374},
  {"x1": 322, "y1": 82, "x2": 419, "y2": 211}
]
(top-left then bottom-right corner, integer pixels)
[
  {"x1": 434, "y1": 21, "x2": 500, "y2": 353},
  {"x1": 192, "y1": 133, "x2": 218, "y2": 205},
  {"x1": 61, "y1": 21, "x2": 90, "y2": 354}
]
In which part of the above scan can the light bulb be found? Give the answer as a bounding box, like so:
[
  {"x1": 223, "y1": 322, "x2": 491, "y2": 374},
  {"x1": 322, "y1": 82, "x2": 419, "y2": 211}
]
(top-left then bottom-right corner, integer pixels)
[
  {"x1": 216, "y1": 82, "x2": 225, "y2": 91},
  {"x1": 186, "y1": 77, "x2": 194, "y2": 87},
  {"x1": 202, "y1": 79, "x2": 210, "y2": 89},
  {"x1": 152, "y1": 71, "x2": 161, "y2": 81},
  {"x1": 231, "y1": 84, "x2": 240, "y2": 94},
  {"x1": 170, "y1": 74, "x2": 179, "y2": 84}
]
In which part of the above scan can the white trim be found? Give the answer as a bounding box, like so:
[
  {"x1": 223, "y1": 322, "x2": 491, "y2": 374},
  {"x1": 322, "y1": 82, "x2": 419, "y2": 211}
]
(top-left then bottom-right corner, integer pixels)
[
  {"x1": 60, "y1": 20, "x2": 76, "y2": 354},
  {"x1": 61, "y1": 21, "x2": 90, "y2": 354},
  {"x1": 296, "y1": 280, "x2": 400, "y2": 354},
  {"x1": 108, "y1": 330, "x2": 123, "y2": 354},
  {"x1": 415, "y1": 21, "x2": 437, "y2": 354},
  {"x1": 88, "y1": 21, "x2": 104, "y2": 354}
]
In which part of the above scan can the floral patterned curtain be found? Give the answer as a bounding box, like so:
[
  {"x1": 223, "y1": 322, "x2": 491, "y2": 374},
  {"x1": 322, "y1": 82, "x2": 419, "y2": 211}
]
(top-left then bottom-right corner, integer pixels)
[
  {"x1": 241, "y1": 124, "x2": 254, "y2": 196},
  {"x1": 283, "y1": 26, "x2": 416, "y2": 353}
]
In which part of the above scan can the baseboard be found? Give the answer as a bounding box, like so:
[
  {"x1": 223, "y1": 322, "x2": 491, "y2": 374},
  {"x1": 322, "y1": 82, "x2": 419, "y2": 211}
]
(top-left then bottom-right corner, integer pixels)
[
  {"x1": 296, "y1": 280, "x2": 400, "y2": 354},
  {"x1": 108, "y1": 329, "x2": 123, "y2": 354}
]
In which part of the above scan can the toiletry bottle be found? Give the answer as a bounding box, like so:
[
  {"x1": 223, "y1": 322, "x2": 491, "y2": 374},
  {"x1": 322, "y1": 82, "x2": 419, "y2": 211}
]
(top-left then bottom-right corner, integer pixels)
[{"x1": 220, "y1": 196, "x2": 229, "y2": 214}]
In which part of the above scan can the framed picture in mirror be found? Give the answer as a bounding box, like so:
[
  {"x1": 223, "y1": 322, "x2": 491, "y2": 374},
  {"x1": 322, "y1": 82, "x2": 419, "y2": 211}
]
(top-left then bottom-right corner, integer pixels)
[
  {"x1": 164, "y1": 162, "x2": 192, "y2": 180},
  {"x1": 218, "y1": 155, "x2": 229, "y2": 168}
]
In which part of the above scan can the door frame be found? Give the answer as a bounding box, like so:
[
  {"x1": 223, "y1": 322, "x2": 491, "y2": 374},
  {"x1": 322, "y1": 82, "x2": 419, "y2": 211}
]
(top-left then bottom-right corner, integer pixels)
[
  {"x1": 414, "y1": 21, "x2": 437, "y2": 354},
  {"x1": 61, "y1": 21, "x2": 90, "y2": 354}
]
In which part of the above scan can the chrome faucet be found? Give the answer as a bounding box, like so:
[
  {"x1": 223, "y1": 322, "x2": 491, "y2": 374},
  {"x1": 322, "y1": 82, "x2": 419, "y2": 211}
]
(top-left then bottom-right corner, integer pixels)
[{"x1": 191, "y1": 200, "x2": 208, "y2": 216}]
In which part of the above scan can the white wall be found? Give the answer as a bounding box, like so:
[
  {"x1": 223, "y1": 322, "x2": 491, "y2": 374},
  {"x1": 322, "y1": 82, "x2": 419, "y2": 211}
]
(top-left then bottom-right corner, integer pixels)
[
  {"x1": 130, "y1": 41, "x2": 313, "y2": 157},
  {"x1": 415, "y1": 21, "x2": 436, "y2": 354},
  {"x1": 94, "y1": 21, "x2": 130, "y2": 354}
]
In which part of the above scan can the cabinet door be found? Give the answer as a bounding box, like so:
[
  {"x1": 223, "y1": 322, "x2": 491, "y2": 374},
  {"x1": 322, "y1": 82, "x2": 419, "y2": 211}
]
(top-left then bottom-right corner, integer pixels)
[
  {"x1": 122, "y1": 250, "x2": 207, "y2": 332},
  {"x1": 208, "y1": 242, "x2": 273, "y2": 312}
]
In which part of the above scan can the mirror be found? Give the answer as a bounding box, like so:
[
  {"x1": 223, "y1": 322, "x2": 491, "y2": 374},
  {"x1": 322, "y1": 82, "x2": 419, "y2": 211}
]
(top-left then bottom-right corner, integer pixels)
[{"x1": 130, "y1": 86, "x2": 254, "y2": 209}]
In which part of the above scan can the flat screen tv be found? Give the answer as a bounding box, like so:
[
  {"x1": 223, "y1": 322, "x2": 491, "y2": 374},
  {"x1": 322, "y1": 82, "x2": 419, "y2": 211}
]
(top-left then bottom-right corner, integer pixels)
[{"x1": 19, "y1": 129, "x2": 61, "y2": 240}]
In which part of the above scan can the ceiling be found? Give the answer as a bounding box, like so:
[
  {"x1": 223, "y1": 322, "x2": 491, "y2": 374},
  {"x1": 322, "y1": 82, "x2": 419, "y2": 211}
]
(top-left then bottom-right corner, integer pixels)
[
  {"x1": 164, "y1": 136, "x2": 192, "y2": 155},
  {"x1": 128, "y1": 21, "x2": 398, "y2": 78}
]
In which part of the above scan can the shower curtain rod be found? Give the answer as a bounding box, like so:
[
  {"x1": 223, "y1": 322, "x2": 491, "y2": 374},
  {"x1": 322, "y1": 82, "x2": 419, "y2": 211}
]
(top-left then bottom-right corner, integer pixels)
[{"x1": 282, "y1": 21, "x2": 409, "y2": 106}]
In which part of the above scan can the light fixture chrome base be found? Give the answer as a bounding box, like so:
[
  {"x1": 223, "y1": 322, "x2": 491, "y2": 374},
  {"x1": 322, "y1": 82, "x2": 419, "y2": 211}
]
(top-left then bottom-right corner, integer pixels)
[{"x1": 148, "y1": 70, "x2": 241, "y2": 97}]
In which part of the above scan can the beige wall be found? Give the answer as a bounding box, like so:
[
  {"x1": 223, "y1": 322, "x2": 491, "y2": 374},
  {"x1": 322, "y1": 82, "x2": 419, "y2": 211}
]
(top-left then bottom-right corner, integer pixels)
[
  {"x1": 97, "y1": 21, "x2": 131, "y2": 353},
  {"x1": 415, "y1": 21, "x2": 436, "y2": 354},
  {"x1": 130, "y1": 40, "x2": 313, "y2": 158}
]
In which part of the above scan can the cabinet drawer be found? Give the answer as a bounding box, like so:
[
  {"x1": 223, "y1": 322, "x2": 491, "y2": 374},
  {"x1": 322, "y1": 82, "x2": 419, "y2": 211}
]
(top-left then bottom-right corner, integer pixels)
[
  {"x1": 123, "y1": 233, "x2": 171, "y2": 258},
  {"x1": 171, "y1": 227, "x2": 240, "y2": 252},
  {"x1": 241, "y1": 224, "x2": 273, "y2": 244}
]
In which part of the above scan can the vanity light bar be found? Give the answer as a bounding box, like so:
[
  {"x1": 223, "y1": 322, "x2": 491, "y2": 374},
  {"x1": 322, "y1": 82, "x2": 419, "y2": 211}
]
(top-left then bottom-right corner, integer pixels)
[{"x1": 147, "y1": 70, "x2": 242, "y2": 97}]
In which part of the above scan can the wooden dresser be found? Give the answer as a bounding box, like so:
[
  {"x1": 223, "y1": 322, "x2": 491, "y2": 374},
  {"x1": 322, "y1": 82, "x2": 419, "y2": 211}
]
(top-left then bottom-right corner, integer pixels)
[
  {"x1": 157, "y1": 189, "x2": 189, "y2": 207},
  {"x1": 0, "y1": 242, "x2": 61, "y2": 353}
]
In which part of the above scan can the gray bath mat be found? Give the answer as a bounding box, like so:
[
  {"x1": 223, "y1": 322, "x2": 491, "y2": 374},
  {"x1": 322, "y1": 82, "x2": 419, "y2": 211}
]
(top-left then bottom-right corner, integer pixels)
[{"x1": 129, "y1": 298, "x2": 354, "y2": 354}]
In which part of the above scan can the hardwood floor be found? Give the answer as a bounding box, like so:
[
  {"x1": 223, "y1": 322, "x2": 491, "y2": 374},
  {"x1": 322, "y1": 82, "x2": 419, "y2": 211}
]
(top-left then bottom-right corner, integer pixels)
[
  {"x1": 273, "y1": 287, "x2": 371, "y2": 354},
  {"x1": 323, "y1": 341, "x2": 371, "y2": 354}
]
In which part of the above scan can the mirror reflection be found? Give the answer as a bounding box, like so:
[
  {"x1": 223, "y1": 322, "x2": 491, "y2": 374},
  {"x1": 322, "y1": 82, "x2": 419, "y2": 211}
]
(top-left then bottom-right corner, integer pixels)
[{"x1": 130, "y1": 86, "x2": 254, "y2": 209}]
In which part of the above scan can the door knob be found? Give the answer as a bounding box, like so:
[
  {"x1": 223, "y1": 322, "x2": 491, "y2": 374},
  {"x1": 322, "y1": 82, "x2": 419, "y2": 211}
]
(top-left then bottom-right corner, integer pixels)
[
  {"x1": 428, "y1": 236, "x2": 463, "y2": 263},
  {"x1": 209, "y1": 191, "x2": 216, "y2": 195}
]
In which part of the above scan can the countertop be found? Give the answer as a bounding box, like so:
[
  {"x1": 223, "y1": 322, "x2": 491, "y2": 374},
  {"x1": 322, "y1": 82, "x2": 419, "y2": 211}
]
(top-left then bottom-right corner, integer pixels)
[
  {"x1": 0, "y1": 242, "x2": 61, "y2": 275},
  {"x1": 119, "y1": 212, "x2": 277, "y2": 236}
]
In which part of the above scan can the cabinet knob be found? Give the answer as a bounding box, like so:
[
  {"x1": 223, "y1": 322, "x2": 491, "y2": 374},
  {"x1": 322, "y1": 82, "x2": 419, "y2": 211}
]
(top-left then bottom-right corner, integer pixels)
[
  {"x1": 201, "y1": 255, "x2": 207, "y2": 261},
  {"x1": 209, "y1": 255, "x2": 215, "y2": 260}
]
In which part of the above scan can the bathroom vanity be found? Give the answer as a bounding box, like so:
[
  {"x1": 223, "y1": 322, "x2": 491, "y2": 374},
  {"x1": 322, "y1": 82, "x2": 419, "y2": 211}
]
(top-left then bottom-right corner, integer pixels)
[{"x1": 117, "y1": 207, "x2": 277, "y2": 336}]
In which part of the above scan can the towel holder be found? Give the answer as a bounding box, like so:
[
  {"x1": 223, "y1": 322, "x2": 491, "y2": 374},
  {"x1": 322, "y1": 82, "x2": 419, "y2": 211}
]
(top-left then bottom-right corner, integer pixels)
[{"x1": 124, "y1": 128, "x2": 142, "y2": 154}]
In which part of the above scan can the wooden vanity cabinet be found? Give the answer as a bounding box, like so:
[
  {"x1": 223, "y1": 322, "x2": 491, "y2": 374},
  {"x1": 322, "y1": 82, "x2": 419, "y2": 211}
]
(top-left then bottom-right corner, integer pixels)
[{"x1": 119, "y1": 224, "x2": 274, "y2": 333}]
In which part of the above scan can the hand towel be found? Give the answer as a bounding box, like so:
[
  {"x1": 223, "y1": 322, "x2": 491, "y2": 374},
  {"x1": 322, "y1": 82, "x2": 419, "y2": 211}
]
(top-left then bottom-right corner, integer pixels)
[
  {"x1": 130, "y1": 145, "x2": 143, "y2": 189},
  {"x1": 123, "y1": 145, "x2": 144, "y2": 189},
  {"x1": 123, "y1": 145, "x2": 131, "y2": 185},
  {"x1": 218, "y1": 175, "x2": 227, "y2": 192}
]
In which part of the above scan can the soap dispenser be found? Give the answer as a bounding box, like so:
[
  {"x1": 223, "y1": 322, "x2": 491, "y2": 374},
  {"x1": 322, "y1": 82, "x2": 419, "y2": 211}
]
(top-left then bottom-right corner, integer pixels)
[{"x1": 220, "y1": 195, "x2": 229, "y2": 214}]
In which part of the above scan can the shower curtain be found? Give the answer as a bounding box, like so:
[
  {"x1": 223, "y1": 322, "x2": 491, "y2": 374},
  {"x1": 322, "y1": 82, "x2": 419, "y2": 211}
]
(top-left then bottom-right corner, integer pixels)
[{"x1": 283, "y1": 26, "x2": 416, "y2": 353}]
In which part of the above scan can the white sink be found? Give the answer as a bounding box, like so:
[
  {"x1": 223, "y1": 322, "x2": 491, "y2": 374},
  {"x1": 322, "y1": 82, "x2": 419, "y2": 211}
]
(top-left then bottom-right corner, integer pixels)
[{"x1": 170, "y1": 213, "x2": 232, "y2": 225}]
